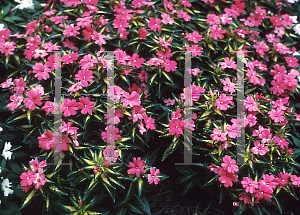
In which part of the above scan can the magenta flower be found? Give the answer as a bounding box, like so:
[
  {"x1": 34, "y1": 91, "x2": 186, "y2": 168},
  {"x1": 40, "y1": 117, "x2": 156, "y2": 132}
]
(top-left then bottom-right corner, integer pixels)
[
  {"x1": 77, "y1": 97, "x2": 95, "y2": 115},
  {"x1": 220, "y1": 57, "x2": 237, "y2": 70},
  {"x1": 128, "y1": 53, "x2": 144, "y2": 68},
  {"x1": 148, "y1": 168, "x2": 160, "y2": 185},
  {"x1": 60, "y1": 121, "x2": 78, "y2": 135},
  {"x1": 38, "y1": 130, "x2": 54, "y2": 150},
  {"x1": 30, "y1": 158, "x2": 47, "y2": 174},
  {"x1": 20, "y1": 171, "x2": 37, "y2": 187},
  {"x1": 169, "y1": 118, "x2": 184, "y2": 138},
  {"x1": 255, "y1": 184, "x2": 273, "y2": 203},
  {"x1": 290, "y1": 175, "x2": 300, "y2": 186},
  {"x1": 0, "y1": 41, "x2": 16, "y2": 56},
  {"x1": 177, "y1": 10, "x2": 191, "y2": 21},
  {"x1": 268, "y1": 109, "x2": 285, "y2": 123},
  {"x1": 221, "y1": 155, "x2": 239, "y2": 174},
  {"x1": 127, "y1": 157, "x2": 146, "y2": 178},
  {"x1": 33, "y1": 173, "x2": 47, "y2": 190},
  {"x1": 239, "y1": 193, "x2": 253, "y2": 206},
  {"x1": 62, "y1": 98, "x2": 78, "y2": 117},
  {"x1": 285, "y1": 56, "x2": 299, "y2": 67},
  {"x1": 7, "y1": 94, "x2": 23, "y2": 111},
  {"x1": 164, "y1": 98, "x2": 175, "y2": 106},
  {"x1": 215, "y1": 94, "x2": 233, "y2": 111},
  {"x1": 25, "y1": 20, "x2": 38, "y2": 36},
  {"x1": 241, "y1": 177, "x2": 259, "y2": 193},
  {"x1": 161, "y1": 13, "x2": 174, "y2": 25},
  {"x1": 24, "y1": 89, "x2": 42, "y2": 110},
  {"x1": 209, "y1": 25, "x2": 225, "y2": 40},
  {"x1": 187, "y1": 45, "x2": 203, "y2": 57},
  {"x1": 220, "y1": 78, "x2": 236, "y2": 93},
  {"x1": 253, "y1": 41, "x2": 269, "y2": 56},
  {"x1": 0, "y1": 78, "x2": 14, "y2": 88},
  {"x1": 218, "y1": 169, "x2": 238, "y2": 187},
  {"x1": 103, "y1": 145, "x2": 119, "y2": 166},
  {"x1": 63, "y1": 24, "x2": 80, "y2": 37},
  {"x1": 122, "y1": 91, "x2": 141, "y2": 107},
  {"x1": 138, "y1": 28, "x2": 149, "y2": 39},
  {"x1": 32, "y1": 62, "x2": 51, "y2": 80},
  {"x1": 162, "y1": 59, "x2": 177, "y2": 72},
  {"x1": 251, "y1": 140, "x2": 268, "y2": 156},
  {"x1": 101, "y1": 126, "x2": 122, "y2": 145},
  {"x1": 91, "y1": 32, "x2": 106, "y2": 46},
  {"x1": 260, "y1": 174, "x2": 278, "y2": 189},
  {"x1": 61, "y1": 53, "x2": 79, "y2": 64},
  {"x1": 42, "y1": 101, "x2": 55, "y2": 114},
  {"x1": 75, "y1": 69, "x2": 94, "y2": 87},
  {"x1": 143, "y1": 115, "x2": 156, "y2": 130},
  {"x1": 148, "y1": 17, "x2": 162, "y2": 32}
]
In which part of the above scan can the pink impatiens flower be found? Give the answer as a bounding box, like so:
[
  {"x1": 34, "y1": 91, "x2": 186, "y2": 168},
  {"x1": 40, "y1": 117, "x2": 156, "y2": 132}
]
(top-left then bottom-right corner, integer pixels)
[
  {"x1": 220, "y1": 78, "x2": 236, "y2": 93},
  {"x1": 220, "y1": 57, "x2": 237, "y2": 69},
  {"x1": 122, "y1": 91, "x2": 141, "y2": 107},
  {"x1": 221, "y1": 155, "x2": 239, "y2": 174},
  {"x1": 61, "y1": 53, "x2": 79, "y2": 64},
  {"x1": 241, "y1": 177, "x2": 259, "y2": 193},
  {"x1": 63, "y1": 24, "x2": 80, "y2": 37},
  {"x1": 268, "y1": 109, "x2": 285, "y2": 123},
  {"x1": 32, "y1": 62, "x2": 51, "y2": 80},
  {"x1": 127, "y1": 53, "x2": 144, "y2": 68},
  {"x1": 30, "y1": 158, "x2": 47, "y2": 174},
  {"x1": 251, "y1": 140, "x2": 268, "y2": 156},
  {"x1": 127, "y1": 157, "x2": 146, "y2": 178},
  {"x1": 24, "y1": 89, "x2": 42, "y2": 110},
  {"x1": 20, "y1": 171, "x2": 36, "y2": 187},
  {"x1": 217, "y1": 169, "x2": 238, "y2": 187},
  {"x1": 7, "y1": 94, "x2": 23, "y2": 111},
  {"x1": 75, "y1": 69, "x2": 94, "y2": 87},
  {"x1": 169, "y1": 118, "x2": 184, "y2": 138},
  {"x1": 162, "y1": 59, "x2": 177, "y2": 72},
  {"x1": 77, "y1": 97, "x2": 95, "y2": 115},
  {"x1": 38, "y1": 130, "x2": 54, "y2": 150},
  {"x1": 255, "y1": 184, "x2": 273, "y2": 203},
  {"x1": 148, "y1": 17, "x2": 162, "y2": 32},
  {"x1": 148, "y1": 168, "x2": 160, "y2": 185},
  {"x1": 209, "y1": 25, "x2": 226, "y2": 40},
  {"x1": 0, "y1": 41, "x2": 16, "y2": 56},
  {"x1": 62, "y1": 98, "x2": 78, "y2": 117},
  {"x1": 25, "y1": 20, "x2": 38, "y2": 36},
  {"x1": 214, "y1": 94, "x2": 233, "y2": 110},
  {"x1": 210, "y1": 128, "x2": 227, "y2": 142},
  {"x1": 244, "y1": 95, "x2": 258, "y2": 112},
  {"x1": 103, "y1": 145, "x2": 119, "y2": 167},
  {"x1": 80, "y1": 54, "x2": 98, "y2": 70}
]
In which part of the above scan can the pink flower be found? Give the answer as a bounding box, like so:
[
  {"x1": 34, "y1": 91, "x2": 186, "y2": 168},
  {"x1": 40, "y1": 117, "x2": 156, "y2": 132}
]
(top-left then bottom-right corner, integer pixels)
[
  {"x1": 24, "y1": 89, "x2": 42, "y2": 110},
  {"x1": 127, "y1": 157, "x2": 146, "y2": 178},
  {"x1": 75, "y1": 69, "x2": 94, "y2": 87},
  {"x1": 164, "y1": 98, "x2": 175, "y2": 106},
  {"x1": 169, "y1": 118, "x2": 184, "y2": 138},
  {"x1": 80, "y1": 54, "x2": 98, "y2": 70},
  {"x1": 251, "y1": 140, "x2": 268, "y2": 156},
  {"x1": 7, "y1": 94, "x2": 23, "y2": 111},
  {"x1": 103, "y1": 145, "x2": 119, "y2": 166},
  {"x1": 132, "y1": 0, "x2": 146, "y2": 8},
  {"x1": 285, "y1": 56, "x2": 299, "y2": 67},
  {"x1": 62, "y1": 98, "x2": 78, "y2": 117},
  {"x1": 253, "y1": 41, "x2": 269, "y2": 56},
  {"x1": 206, "y1": 14, "x2": 220, "y2": 25},
  {"x1": 185, "y1": 31, "x2": 202, "y2": 43},
  {"x1": 1, "y1": 78, "x2": 14, "y2": 88},
  {"x1": 62, "y1": 38, "x2": 78, "y2": 51},
  {"x1": 215, "y1": 94, "x2": 233, "y2": 111},
  {"x1": 20, "y1": 171, "x2": 37, "y2": 187},
  {"x1": 259, "y1": 174, "x2": 278, "y2": 189},
  {"x1": 127, "y1": 53, "x2": 144, "y2": 68},
  {"x1": 0, "y1": 41, "x2": 16, "y2": 56},
  {"x1": 91, "y1": 32, "x2": 106, "y2": 46},
  {"x1": 241, "y1": 177, "x2": 259, "y2": 193},
  {"x1": 143, "y1": 115, "x2": 156, "y2": 130},
  {"x1": 101, "y1": 126, "x2": 122, "y2": 145},
  {"x1": 32, "y1": 62, "x2": 51, "y2": 80},
  {"x1": 122, "y1": 91, "x2": 141, "y2": 107},
  {"x1": 210, "y1": 128, "x2": 227, "y2": 142},
  {"x1": 61, "y1": 53, "x2": 79, "y2": 64},
  {"x1": 220, "y1": 78, "x2": 236, "y2": 93},
  {"x1": 209, "y1": 25, "x2": 226, "y2": 40},
  {"x1": 161, "y1": 13, "x2": 174, "y2": 25},
  {"x1": 177, "y1": 10, "x2": 191, "y2": 21},
  {"x1": 273, "y1": 137, "x2": 289, "y2": 147},
  {"x1": 290, "y1": 175, "x2": 300, "y2": 186},
  {"x1": 138, "y1": 28, "x2": 149, "y2": 39},
  {"x1": 30, "y1": 158, "x2": 47, "y2": 174},
  {"x1": 226, "y1": 123, "x2": 238, "y2": 138},
  {"x1": 244, "y1": 96, "x2": 258, "y2": 112},
  {"x1": 25, "y1": 20, "x2": 38, "y2": 36},
  {"x1": 76, "y1": 16, "x2": 93, "y2": 28},
  {"x1": 63, "y1": 24, "x2": 80, "y2": 37},
  {"x1": 113, "y1": 17, "x2": 129, "y2": 33},
  {"x1": 187, "y1": 45, "x2": 203, "y2": 57},
  {"x1": 220, "y1": 57, "x2": 237, "y2": 69},
  {"x1": 162, "y1": 59, "x2": 177, "y2": 72},
  {"x1": 33, "y1": 173, "x2": 47, "y2": 190},
  {"x1": 38, "y1": 130, "x2": 54, "y2": 150},
  {"x1": 218, "y1": 169, "x2": 238, "y2": 187},
  {"x1": 268, "y1": 109, "x2": 285, "y2": 123},
  {"x1": 60, "y1": 121, "x2": 78, "y2": 135},
  {"x1": 255, "y1": 184, "x2": 273, "y2": 203},
  {"x1": 239, "y1": 193, "x2": 253, "y2": 205},
  {"x1": 148, "y1": 17, "x2": 162, "y2": 32},
  {"x1": 270, "y1": 76, "x2": 287, "y2": 95},
  {"x1": 221, "y1": 155, "x2": 239, "y2": 174},
  {"x1": 148, "y1": 168, "x2": 160, "y2": 185},
  {"x1": 77, "y1": 97, "x2": 95, "y2": 115},
  {"x1": 147, "y1": 57, "x2": 164, "y2": 67},
  {"x1": 276, "y1": 172, "x2": 289, "y2": 188}
]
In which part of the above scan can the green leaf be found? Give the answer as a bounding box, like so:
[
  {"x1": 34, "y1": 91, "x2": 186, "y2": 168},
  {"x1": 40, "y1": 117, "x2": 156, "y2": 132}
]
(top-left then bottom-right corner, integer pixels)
[
  {"x1": 162, "y1": 71, "x2": 174, "y2": 84},
  {"x1": 128, "y1": 204, "x2": 143, "y2": 214},
  {"x1": 134, "y1": 195, "x2": 151, "y2": 215},
  {"x1": 137, "y1": 178, "x2": 143, "y2": 197},
  {"x1": 20, "y1": 189, "x2": 36, "y2": 209},
  {"x1": 273, "y1": 196, "x2": 282, "y2": 214}
]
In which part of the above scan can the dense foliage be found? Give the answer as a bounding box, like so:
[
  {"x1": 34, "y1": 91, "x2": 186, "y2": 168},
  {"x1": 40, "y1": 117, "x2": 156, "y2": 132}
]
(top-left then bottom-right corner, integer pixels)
[{"x1": 1, "y1": 0, "x2": 300, "y2": 214}]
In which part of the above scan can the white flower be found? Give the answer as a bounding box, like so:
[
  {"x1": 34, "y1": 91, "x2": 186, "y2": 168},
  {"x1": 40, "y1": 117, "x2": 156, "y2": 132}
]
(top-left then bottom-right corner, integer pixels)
[
  {"x1": 293, "y1": 24, "x2": 300, "y2": 35},
  {"x1": 297, "y1": 75, "x2": 300, "y2": 83},
  {"x1": 2, "y1": 142, "x2": 12, "y2": 160},
  {"x1": 14, "y1": 0, "x2": 35, "y2": 10},
  {"x1": 40, "y1": 3, "x2": 46, "y2": 7},
  {"x1": 1, "y1": 178, "x2": 14, "y2": 197},
  {"x1": 287, "y1": 0, "x2": 299, "y2": 3},
  {"x1": 294, "y1": 51, "x2": 300, "y2": 56},
  {"x1": 290, "y1": 16, "x2": 298, "y2": 24},
  {"x1": 0, "y1": 24, "x2": 5, "y2": 31},
  {"x1": 0, "y1": 127, "x2": 3, "y2": 132}
]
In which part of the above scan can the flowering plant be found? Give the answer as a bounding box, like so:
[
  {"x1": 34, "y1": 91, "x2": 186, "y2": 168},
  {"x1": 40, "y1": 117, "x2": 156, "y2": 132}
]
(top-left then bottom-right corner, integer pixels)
[{"x1": 0, "y1": 0, "x2": 300, "y2": 214}]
